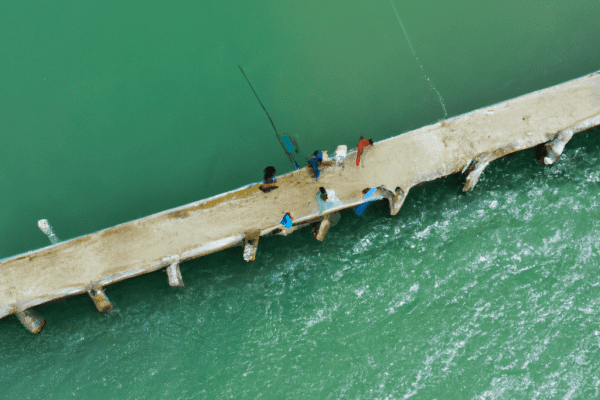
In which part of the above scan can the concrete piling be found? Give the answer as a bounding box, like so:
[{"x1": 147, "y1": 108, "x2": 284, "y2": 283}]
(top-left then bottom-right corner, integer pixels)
[
  {"x1": 384, "y1": 187, "x2": 409, "y2": 216},
  {"x1": 542, "y1": 129, "x2": 574, "y2": 165},
  {"x1": 243, "y1": 230, "x2": 261, "y2": 262},
  {"x1": 16, "y1": 308, "x2": 46, "y2": 334},
  {"x1": 88, "y1": 284, "x2": 113, "y2": 313},
  {"x1": 541, "y1": 114, "x2": 600, "y2": 165},
  {"x1": 463, "y1": 155, "x2": 493, "y2": 192},
  {"x1": 313, "y1": 215, "x2": 331, "y2": 241},
  {"x1": 166, "y1": 261, "x2": 184, "y2": 287},
  {"x1": 37, "y1": 219, "x2": 59, "y2": 245}
]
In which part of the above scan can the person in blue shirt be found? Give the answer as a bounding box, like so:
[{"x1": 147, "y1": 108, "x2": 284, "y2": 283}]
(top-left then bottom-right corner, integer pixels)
[
  {"x1": 307, "y1": 150, "x2": 323, "y2": 179},
  {"x1": 354, "y1": 188, "x2": 378, "y2": 216},
  {"x1": 280, "y1": 212, "x2": 294, "y2": 229}
]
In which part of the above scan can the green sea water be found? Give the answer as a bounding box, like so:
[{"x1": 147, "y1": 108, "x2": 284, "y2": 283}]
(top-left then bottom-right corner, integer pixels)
[{"x1": 1, "y1": 1, "x2": 600, "y2": 398}]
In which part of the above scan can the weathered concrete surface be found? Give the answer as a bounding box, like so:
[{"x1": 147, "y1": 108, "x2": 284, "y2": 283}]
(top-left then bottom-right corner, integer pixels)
[{"x1": 2, "y1": 71, "x2": 600, "y2": 322}]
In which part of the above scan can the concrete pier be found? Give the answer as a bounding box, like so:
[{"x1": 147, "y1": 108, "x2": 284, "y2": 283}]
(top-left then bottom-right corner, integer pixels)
[{"x1": 1, "y1": 71, "x2": 599, "y2": 330}]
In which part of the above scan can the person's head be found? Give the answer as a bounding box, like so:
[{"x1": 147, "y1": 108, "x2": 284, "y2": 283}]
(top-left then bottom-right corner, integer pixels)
[
  {"x1": 264, "y1": 166, "x2": 276, "y2": 180},
  {"x1": 368, "y1": 139, "x2": 373, "y2": 145},
  {"x1": 359, "y1": 136, "x2": 364, "y2": 140},
  {"x1": 313, "y1": 150, "x2": 320, "y2": 156},
  {"x1": 362, "y1": 188, "x2": 370, "y2": 195}
]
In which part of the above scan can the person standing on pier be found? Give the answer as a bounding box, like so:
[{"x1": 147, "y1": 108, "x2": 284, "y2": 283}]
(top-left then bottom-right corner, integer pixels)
[
  {"x1": 356, "y1": 137, "x2": 373, "y2": 166},
  {"x1": 316, "y1": 186, "x2": 342, "y2": 214},
  {"x1": 307, "y1": 150, "x2": 324, "y2": 179}
]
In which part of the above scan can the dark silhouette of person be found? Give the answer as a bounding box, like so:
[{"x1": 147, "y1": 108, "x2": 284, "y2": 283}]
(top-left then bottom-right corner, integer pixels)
[
  {"x1": 263, "y1": 166, "x2": 276, "y2": 184},
  {"x1": 259, "y1": 166, "x2": 278, "y2": 192}
]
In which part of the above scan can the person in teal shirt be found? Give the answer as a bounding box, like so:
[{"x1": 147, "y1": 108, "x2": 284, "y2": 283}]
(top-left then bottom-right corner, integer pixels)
[
  {"x1": 354, "y1": 188, "x2": 378, "y2": 216},
  {"x1": 280, "y1": 212, "x2": 293, "y2": 229}
]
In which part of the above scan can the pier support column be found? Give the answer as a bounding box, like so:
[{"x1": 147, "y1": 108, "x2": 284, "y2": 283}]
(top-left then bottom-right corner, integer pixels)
[
  {"x1": 463, "y1": 154, "x2": 493, "y2": 192},
  {"x1": 16, "y1": 308, "x2": 46, "y2": 334},
  {"x1": 37, "y1": 219, "x2": 60, "y2": 245},
  {"x1": 166, "y1": 261, "x2": 184, "y2": 287},
  {"x1": 243, "y1": 229, "x2": 261, "y2": 262},
  {"x1": 541, "y1": 129, "x2": 574, "y2": 166},
  {"x1": 383, "y1": 187, "x2": 409, "y2": 216},
  {"x1": 312, "y1": 215, "x2": 331, "y2": 242},
  {"x1": 88, "y1": 284, "x2": 113, "y2": 313}
]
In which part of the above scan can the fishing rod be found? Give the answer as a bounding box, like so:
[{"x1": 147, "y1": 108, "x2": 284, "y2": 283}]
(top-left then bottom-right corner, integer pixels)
[{"x1": 237, "y1": 64, "x2": 300, "y2": 169}]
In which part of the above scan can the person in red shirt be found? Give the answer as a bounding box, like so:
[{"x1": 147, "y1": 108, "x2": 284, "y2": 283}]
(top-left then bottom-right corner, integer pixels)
[{"x1": 356, "y1": 137, "x2": 373, "y2": 166}]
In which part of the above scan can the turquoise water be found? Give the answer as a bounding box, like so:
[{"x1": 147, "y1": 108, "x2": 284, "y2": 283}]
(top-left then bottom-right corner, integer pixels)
[{"x1": 1, "y1": 1, "x2": 600, "y2": 398}]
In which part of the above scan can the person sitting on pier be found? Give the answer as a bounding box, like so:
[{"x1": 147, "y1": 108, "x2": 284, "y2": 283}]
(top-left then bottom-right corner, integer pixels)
[
  {"x1": 307, "y1": 150, "x2": 324, "y2": 179},
  {"x1": 356, "y1": 137, "x2": 373, "y2": 166},
  {"x1": 263, "y1": 166, "x2": 277, "y2": 184},
  {"x1": 259, "y1": 166, "x2": 278, "y2": 193},
  {"x1": 354, "y1": 187, "x2": 378, "y2": 216},
  {"x1": 316, "y1": 186, "x2": 342, "y2": 214},
  {"x1": 280, "y1": 212, "x2": 294, "y2": 229}
]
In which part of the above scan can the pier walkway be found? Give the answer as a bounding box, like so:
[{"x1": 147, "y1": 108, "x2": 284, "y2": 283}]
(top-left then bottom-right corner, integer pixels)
[{"x1": 2, "y1": 71, "x2": 600, "y2": 332}]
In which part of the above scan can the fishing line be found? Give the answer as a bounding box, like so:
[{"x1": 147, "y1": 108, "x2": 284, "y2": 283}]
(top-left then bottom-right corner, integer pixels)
[
  {"x1": 237, "y1": 65, "x2": 285, "y2": 148},
  {"x1": 389, "y1": 0, "x2": 448, "y2": 118},
  {"x1": 238, "y1": 65, "x2": 300, "y2": 169}
]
